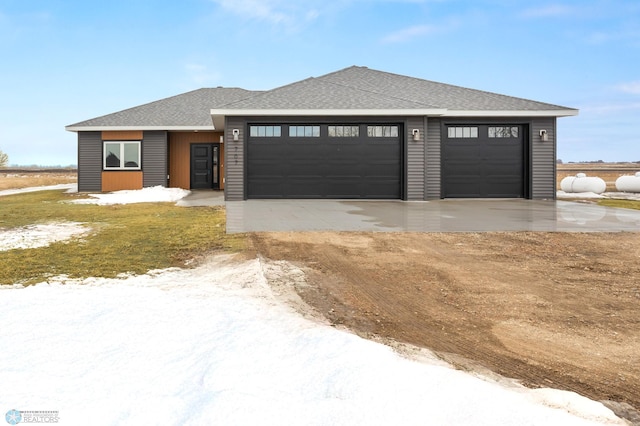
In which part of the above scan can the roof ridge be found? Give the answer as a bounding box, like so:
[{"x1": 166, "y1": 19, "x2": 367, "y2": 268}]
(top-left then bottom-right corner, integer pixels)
[
  {"x1": 213, "y1": 76, "x2": 317, "y2": 109},
  {"x1": 318, "y1": 65, "x2": 440, "y2": 108}
]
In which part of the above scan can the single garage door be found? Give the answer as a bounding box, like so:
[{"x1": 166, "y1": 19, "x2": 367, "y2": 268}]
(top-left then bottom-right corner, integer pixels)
[
  {"x1": 442, "y1": 124, "x2": 524, "y2": 198},
  {"x1": 247, "y1": 124, "x2": 402, "y2": 199}
]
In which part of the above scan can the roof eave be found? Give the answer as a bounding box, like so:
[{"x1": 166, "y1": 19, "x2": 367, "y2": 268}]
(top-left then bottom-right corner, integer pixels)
[
  {"x1": 65, "y1": 125, "x2": 217, "y2": 133},
  {"x1": 210, "y1": 108, "x2": 578, "y2": 126},
  {"x1": 210, "y1": 108, "x2": 447, "y2": 128},
  {"x1": 441, "y1": 109, "x2": 579, "y2": 117}
]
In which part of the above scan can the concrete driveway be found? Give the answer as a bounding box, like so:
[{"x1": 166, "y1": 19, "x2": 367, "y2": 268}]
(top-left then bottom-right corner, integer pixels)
[{"x1": 224, "y1": 199, "x2": 640, "y2": 234}]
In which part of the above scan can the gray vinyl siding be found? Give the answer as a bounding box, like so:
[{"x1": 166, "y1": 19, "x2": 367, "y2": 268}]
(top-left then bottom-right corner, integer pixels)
[
  {"x1": 531, "y1": 117, "x2": 556, "y2": 199},
  {"x1": 406, "y1": 116, "x2": 425, "y2": 200},
  {"x1": 224, "y1": 117, "x2": 245, "y2": 201},
  {"x1": 425, "y1": 117, "x2": 441, "y2": 199},
  {"x1": 77, "y1": 131, "x2": 102, "y2": 192},
  {"x1": 142, "y1": 131, "x2": 168, "y2": 187}
]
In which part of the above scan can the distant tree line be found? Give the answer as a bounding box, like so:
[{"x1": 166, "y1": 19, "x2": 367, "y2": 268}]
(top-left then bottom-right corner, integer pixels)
[{"x1": 558, "y1": 159, "x2": 640, "y2": 164}]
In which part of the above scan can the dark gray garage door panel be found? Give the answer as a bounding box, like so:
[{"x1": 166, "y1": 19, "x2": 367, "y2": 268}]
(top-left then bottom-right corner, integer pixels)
[
  {"x1": 443, "y1": 125, "x2": 524, "y2": 198},
  {"x1": 247, "y1": 126, "x2": 401, "y2": 199}
]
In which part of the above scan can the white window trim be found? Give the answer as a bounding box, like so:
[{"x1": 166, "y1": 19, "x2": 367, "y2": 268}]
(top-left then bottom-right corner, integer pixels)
[{"x1": 103, "y1": 141, "x2": 141, "y2": 170}]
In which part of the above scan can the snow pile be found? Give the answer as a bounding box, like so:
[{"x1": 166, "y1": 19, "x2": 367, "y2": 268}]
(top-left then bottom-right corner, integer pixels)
[
  {"x1": 557, "y1": 191, "x2": 606, "y2": 199},
  {"x1": 0, "y1": 256, "x2": 624, "y2": 426},
  {"x1": 557, "y1": 191, "x2": 640, "y2": 200},
  {"x1": 0, "y1": 183, "x2": 77, "y2": 197},
  {"x1": 71, "y1": 186, "x2": 190, "y2": 205},
  {"x1": 0, "y1": 222, "x2": 90, "y2": 251}
]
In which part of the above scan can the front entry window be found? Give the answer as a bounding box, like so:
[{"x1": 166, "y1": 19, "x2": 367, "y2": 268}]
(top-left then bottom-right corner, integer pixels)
[{"x1": 104, "y1": 141, "x2": 141, "y2": 170}]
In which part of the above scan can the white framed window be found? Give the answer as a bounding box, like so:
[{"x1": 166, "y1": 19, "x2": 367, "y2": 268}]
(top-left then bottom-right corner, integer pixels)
[{"x1": 103, "y1": 141, "x2": 141, "y2": 170}]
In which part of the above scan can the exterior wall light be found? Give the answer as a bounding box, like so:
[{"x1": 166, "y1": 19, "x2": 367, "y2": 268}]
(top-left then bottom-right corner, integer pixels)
[
  {"x1": 412, "y1": 128, "x2": 420, "y2": 141},
  {"x1": 539, "y1": 129, "x2": 548, "y2": 142},
  {"x1": 232, "y1": 129, "x2": 240, "y2": 141}
]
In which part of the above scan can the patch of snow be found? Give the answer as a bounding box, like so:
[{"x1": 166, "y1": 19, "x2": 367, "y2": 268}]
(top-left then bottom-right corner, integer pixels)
[
  {"x1": 557, "y1": 191, "x2": 605, "y2": 199},
  {"x1": 602, "y1": 191, "x2": 640, "y2": 201},
  {"x1": 0, "y1": 222, "x2": 90, "y2": 251},
  {"x1": 0, "y1": 255, "x2": 624, "y2": 425},
  {"x1": 530, "y1": 388, "x2": 623, "y2": 423},
  {"x1": 557, "y1": 191, "x2": 640, "y2": 201},
  {"x1": 71, "y1": 186, "x2": 190, "y2": 205},
  {"x1": 0, "y1": 183, "x2": 77, "y2": 197}
]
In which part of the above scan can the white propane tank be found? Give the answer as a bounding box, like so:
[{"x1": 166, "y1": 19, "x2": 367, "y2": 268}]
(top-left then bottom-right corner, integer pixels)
[
  {"x1": 560, "y1": 173, "x2": 606, "y2": 194},
  {"x1": 615, "y1": 172, "x2": 640, "y2": 193}
]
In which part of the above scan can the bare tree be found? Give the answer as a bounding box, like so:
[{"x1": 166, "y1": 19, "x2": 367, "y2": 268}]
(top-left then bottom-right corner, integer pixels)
[{"x1": 0, "y1": 149, "x2": 8, "y2": 168}]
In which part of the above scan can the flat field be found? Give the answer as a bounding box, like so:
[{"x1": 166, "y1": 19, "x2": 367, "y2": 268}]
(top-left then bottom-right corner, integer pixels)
[
  {"x1": 558, "y1": 163, "x2": 640, "y2": 191},
  {"x1": 0, "y1": 168, "x2": 77, "y2": 191}
]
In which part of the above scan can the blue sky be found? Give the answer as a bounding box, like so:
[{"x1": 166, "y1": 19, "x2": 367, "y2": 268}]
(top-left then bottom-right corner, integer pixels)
[{"x1": 1, "y1": 0, "x2": 638, "y2": 165}]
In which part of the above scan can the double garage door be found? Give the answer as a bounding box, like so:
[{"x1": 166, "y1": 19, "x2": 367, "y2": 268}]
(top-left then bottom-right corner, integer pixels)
[
  {"x1": 247, "y1": 124, "x2": 401, "y2": 199},
  {"x1": 442, "y1": 124, "x2": 525, "y2": 198},
  {"x1": 245, "y1": 123, "x2": 525, "y2": 199}
]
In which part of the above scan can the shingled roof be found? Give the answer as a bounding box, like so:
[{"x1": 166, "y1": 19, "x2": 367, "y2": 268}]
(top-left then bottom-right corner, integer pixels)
[
  {"x1": 67, "y1": 66, "x2": 577, "y2": 132},
  {"x1": 213, "y1": 66, "x2": 576, "y2": 116},
  {"x1": 318, "y1": 66, "x2": 573, "y2": 112},
  {"x1": 66, "y1": 88, "x2": 259, "y2": 131}
]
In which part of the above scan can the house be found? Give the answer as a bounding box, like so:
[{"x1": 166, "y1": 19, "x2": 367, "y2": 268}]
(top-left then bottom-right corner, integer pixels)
[{"x1": 66, "y1": 66, "x2": 578, "y2": 200}]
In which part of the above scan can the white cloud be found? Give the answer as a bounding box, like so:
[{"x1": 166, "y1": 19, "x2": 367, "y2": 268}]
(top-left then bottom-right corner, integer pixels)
[
  {"x1": 586, "y1": 28, "x2": 640, "y2": 46},
  {"x1": 209, "y1": 0, "x2": 321, "y2": 27},
  {"x1": 213, "y1": 0, "x2": 288, "y2": 24},
  {"x1": 520, "y1": 4, "x2": 573, "y2": 18},
  {"x1": 208, "y1": 0, "x2": 435, "y2": 28},
  {"x1": 381, "y1": 21, "x2": 457, "y2": 43},
  {"x1": 615, "y1": 81, "x2": 640, "y2": 95}
]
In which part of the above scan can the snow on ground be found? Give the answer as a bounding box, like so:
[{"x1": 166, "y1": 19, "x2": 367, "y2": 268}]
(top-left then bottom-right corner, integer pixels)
[
  {"x1": 0, "y1": 183, "x2": 77, "y2": 197},
  {"x1": 557, "y1": 191, "x2": 606, "y2": 199},
  {"x1": 0, "y1": 256, "x2": 623, "y2": 426},
  {"x1": 602, "y1": 191, "x2": 640, "y2": 200},
  {"x1": 0, "y1": 222, "x2": 91, "y2": 251},
  {"x1": 557, "y1": 190, "x2": 640, "y2": 200},
  {"x1": 70, "y1": 186, "x2": 190, "y2": 205}
]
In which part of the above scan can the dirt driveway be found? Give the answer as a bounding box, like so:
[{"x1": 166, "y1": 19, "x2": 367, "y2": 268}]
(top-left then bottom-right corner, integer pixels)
[{"x1": 250, "y1": 231, "x2": 640, "y2": 420}]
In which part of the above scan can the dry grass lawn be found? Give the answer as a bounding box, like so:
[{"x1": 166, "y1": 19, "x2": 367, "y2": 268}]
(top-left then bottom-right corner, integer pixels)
[{"x1": 0, "y1": 170, "x2": 77, "y2": 191}]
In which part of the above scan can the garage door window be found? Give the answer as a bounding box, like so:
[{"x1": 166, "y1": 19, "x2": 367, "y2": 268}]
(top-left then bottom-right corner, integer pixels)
[
  {"x1": 328, "y1": 125, "x2": 359, "y2": 137},
  {"x1": 367, "y1": 125, "x2": 398, "y2": 137},
  {"x1": 250, "y1": 126, "x2": 281, "y2": 137},
  {"x1": 489, "y1": 126, "x2": 519, "y2": 138},
  {"x1": 447, "y1": 126, "x2": 478, "y2": 138},
  {"x1": 289, "y1": 125, "x2": 320, "y2": 137}
]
